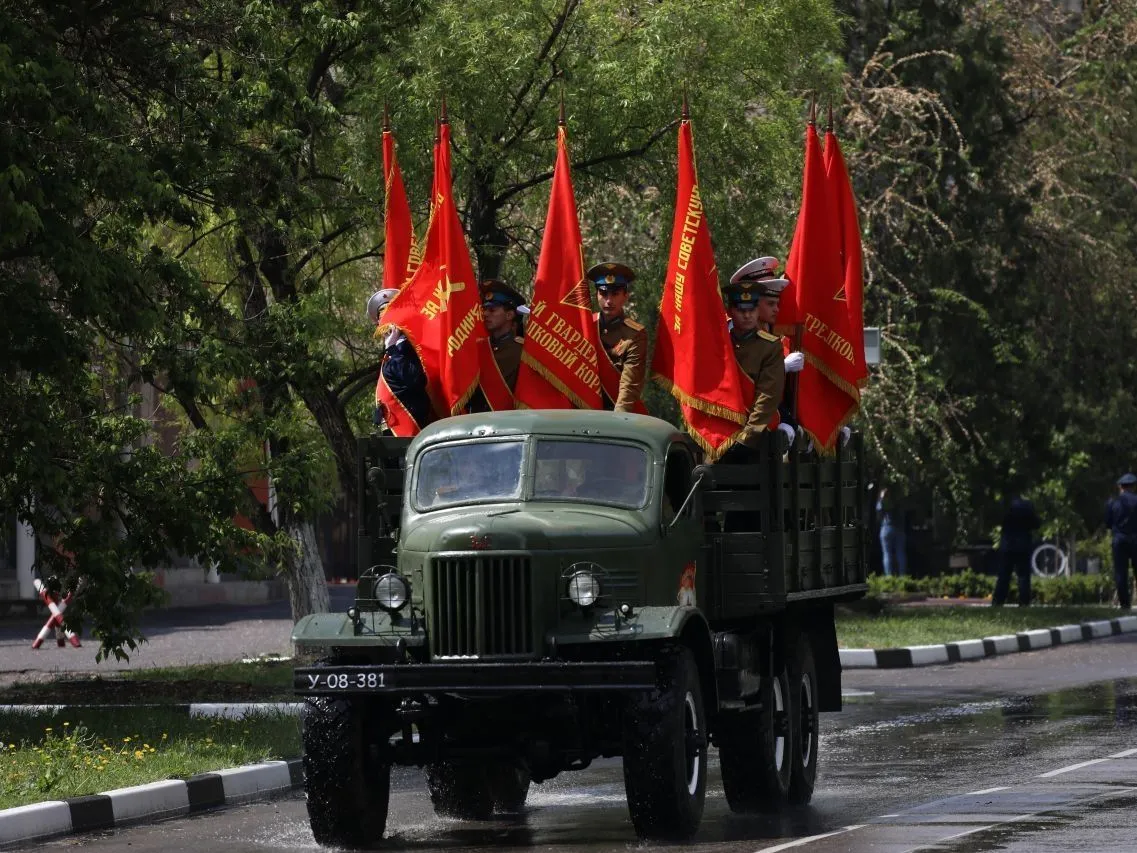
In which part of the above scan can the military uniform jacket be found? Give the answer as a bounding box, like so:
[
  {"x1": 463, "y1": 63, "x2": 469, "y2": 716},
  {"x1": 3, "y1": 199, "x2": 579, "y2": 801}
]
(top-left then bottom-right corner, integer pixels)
[
  {"x1": 492, "y1": 333, "x2": 524, "y2": 392},
  {"x1": 732, "y1": 328, "x2": 785, "y2": 447},
  {"x1": 597, "y1": 313, "x2": 647, "y2": 412}
]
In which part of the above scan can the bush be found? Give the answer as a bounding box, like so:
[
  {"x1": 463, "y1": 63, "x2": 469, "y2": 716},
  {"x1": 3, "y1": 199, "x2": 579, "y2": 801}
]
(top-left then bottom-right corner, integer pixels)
[{"x1": 867, "y1": 571, "x2": 1117, "y2": 605}]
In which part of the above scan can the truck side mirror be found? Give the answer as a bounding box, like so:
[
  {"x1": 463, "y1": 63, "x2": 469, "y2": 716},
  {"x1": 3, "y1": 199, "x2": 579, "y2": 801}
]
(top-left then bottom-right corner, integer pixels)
[{"x1": 692, "y1": 464, "x2": 716, "y2": 491}]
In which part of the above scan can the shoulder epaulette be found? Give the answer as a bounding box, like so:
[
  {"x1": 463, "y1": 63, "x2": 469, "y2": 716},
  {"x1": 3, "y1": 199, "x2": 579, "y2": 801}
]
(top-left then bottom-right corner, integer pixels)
[
  {"x1": 758, "y1": 330, "x2": 780, "y2": 342},
  {"x1": 624, "y1": 318, "x2": 645, "y2": 332},
  {"x1": 513, "y1": 336, "x2": 524, "y2": 344}
]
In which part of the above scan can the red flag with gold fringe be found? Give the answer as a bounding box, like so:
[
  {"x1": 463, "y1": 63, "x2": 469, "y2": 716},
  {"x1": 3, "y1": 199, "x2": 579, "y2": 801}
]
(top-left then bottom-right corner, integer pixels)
[
  {"x1": 375, "y1": 118, "x2": 425, "y2": 436},
  {"x1": 824, "y1": 126, "x2": 869, "y2": 390},
  {"x1": 652, "y1": 113, "x2": 754, "y2": 460},
  {"x1": 514, "y1": 123, "x2": 605, "y2": 410},
  {"x1": 785, "y1": 121, "x2": 861, "y2": 452},
  {"x1": 379, "y1": 116, "x2": 482, "y2": 417}
]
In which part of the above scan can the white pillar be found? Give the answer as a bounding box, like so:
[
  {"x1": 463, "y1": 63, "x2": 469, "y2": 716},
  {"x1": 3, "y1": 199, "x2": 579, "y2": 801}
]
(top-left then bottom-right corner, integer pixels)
[{"x1": 16, "y1": 520, "x2": 35, "y2": 600}]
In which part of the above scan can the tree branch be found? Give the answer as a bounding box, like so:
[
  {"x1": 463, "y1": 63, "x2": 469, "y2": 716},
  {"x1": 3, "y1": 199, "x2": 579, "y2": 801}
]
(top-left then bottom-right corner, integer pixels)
[{"x1": 493, "y1": 119, "x2": 678, "y2": 207}]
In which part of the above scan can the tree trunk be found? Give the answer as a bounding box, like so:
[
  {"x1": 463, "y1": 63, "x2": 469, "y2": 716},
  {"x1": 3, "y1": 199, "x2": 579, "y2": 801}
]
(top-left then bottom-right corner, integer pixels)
[
  {"x1": 281, "y1": 510, "x2": 331, "y2": 623},
  {"x1": 465, "y1": 151, "x2": 505, "y2": 280}
]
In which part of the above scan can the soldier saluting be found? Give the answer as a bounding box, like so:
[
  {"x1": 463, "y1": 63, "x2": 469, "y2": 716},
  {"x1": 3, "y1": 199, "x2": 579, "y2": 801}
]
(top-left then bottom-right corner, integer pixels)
[
  {"x1": 588, "y1": 261, "x2": 647, "y2": 413},
  {"x1": 721, "y1": 257, "x2": 797, "y2": 455}
]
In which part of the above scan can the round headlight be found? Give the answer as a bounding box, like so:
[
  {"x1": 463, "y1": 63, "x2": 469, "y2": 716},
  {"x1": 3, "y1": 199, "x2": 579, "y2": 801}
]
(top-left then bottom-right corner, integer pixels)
[
  {"x1": 566, "y1": 571, "x2": 601, "y2": 608},
  {"x1": 374, "y1": 572, "x2": 410, "y2": 612}
]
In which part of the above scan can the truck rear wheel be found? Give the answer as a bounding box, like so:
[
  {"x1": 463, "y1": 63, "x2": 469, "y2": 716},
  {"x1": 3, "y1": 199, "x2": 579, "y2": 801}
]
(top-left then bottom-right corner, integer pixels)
[
  {"x1": 426, "y1": 761, "x2": 494, "y2": 820},
  {"x1": 489, "y1": 760, "x2": 531, "y2": 813},
  {"x1": 621, "y1": 645, "x2": 707, "y2": 840},
  {"x1": 787, "y1": 639, "x2": 819, "y2": 804},
  {"x1": 302, "y1": 696, "x2": 391, "y2": 848},
  {"x1": 718, "y1": 668, "x2": 792, "y2": 811}
]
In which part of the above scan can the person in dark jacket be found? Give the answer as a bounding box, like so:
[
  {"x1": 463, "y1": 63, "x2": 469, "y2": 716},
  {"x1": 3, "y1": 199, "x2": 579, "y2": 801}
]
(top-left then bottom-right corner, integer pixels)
[
  {"x1": 992, "y1": 494, "x2": 1041, "y2": 607},
  {"x1": 1106, "y1": 473, "x2": 1137, "y2": 609},
  {"x1": 367, "y1": 288, "x2": 433, "y2": 433}
]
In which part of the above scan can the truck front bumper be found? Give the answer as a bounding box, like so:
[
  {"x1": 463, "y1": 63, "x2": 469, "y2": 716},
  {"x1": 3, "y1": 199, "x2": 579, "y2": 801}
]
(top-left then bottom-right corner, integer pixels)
[{"x1": 294, "y1": 660, "x2": 656, "y2": 696}]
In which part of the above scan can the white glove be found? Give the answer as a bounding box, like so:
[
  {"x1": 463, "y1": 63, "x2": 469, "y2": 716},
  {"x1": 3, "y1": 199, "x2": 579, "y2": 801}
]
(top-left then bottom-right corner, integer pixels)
[
  {"x1": 777, "y1": 422, "x2": 796, "y2": 446},
  {"x1": 384, "y1": 328, "x2": 404, "y2": 350},
  {"x1": 840, "y1": 426, "x2": 852, "y2": 447},
  {"x1": 784, "y1": 351, "x2": 805, "y2": 373}
]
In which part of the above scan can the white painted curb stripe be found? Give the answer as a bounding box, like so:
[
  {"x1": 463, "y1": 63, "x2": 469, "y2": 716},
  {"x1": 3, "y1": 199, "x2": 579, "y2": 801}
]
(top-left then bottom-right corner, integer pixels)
[
  {"x1": 215, "y1": 760, "x2": 293, "y2": 803},
  {"x1": 1023, "y1": 629, "x2": 1052, "y2": 649},
  {"x1": 908, "y1": 644, "x2": 949, "y2": 666},
  {"x1": 1110, "y1": 748, "x2": 1137, "y2": 758},
  {"x1": 1039, "y1": 757, "x2": 1110, "y2": 778},
  {"x1": 1087, "y1": 620, "x2": 1112, "y2": 638},
  {"x1": 1056, "y1": 624, "x2": 1083, "y2": 643},
  {"x1": 955, "y1": 639, "x2": 986, "y2": 660},
  {"x1": 189, "y1": 703, "x2": 303, "y2": 718},
  {"x1": 987, "y1": 634, "x2": 1019, "y2": 654},
  {"x1": 108, "y1": 780, "x2": 189, "y2": 824},
  {"x1": 839, "y1": 649, "x2": 878, "y2": 668},
  {"x1": 0, "y1": 801, "x2": 71, "y2": 846}
]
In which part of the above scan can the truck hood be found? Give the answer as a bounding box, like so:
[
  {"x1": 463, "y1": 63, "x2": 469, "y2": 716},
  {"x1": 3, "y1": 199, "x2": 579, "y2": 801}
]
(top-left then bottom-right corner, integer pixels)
[{"x1": 401, "y1": 505, "x2": 651, "y2": 552}]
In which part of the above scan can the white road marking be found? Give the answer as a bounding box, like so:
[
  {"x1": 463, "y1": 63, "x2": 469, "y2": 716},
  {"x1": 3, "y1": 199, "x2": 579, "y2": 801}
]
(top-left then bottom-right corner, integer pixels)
[
  {"x1": 751, "y1": 825, "x2": 865, "y2": 852},
  {"x1": 1110, "y1": 747, "x2": 1137, "y2": 758},
  {"x1": 968, "y1": 786, "x2": 1009, "y2": 795},
  {"x1": 1039, "y1": 757, "x2": 1109, "y2": 778}
]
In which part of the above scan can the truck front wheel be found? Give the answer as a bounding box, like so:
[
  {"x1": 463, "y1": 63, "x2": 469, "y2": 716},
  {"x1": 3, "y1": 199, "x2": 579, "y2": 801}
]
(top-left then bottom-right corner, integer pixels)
[
  {"x1": 426, "y1": 761, "x2": 494, "y2": 820},
  {"x1": 621, "y1": 645, "x2": 708, "y2": 840},
  {"x1": 718, "y1": 667, "x2": 792, "y2": 811},
  {"x1": 489, "y1": 760, "x2": 531, "y2": 813},
  {"x1": 787, "y1": 639, "x2": 819, "y2": 804},
  {"x1": 301, "y1": 696, "x2": 391, "y2": 848}
]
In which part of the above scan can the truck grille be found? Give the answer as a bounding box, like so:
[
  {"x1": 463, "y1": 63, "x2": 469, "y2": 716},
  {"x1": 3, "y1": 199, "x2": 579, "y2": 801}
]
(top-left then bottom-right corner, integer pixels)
[{"x1": 429, "y1": 556, "x2": 533, "y2": 658}]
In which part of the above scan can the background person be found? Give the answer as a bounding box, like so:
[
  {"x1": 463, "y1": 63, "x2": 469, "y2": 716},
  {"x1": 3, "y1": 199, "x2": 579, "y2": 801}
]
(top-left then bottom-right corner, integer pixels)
[
  {"x1": 1107, "y1": 472, "x2": 1137, "y2": 610},
  {"x1": 991, "y1": 493, "x2": 1041, "y2": 607},
  {"x1": 876, "y1": 485, "x2": 908, "y2": 577}
]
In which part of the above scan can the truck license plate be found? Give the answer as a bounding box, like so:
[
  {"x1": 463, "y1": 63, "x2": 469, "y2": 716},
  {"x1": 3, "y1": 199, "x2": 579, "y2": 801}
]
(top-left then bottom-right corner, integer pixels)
[{"x1": 306, "y1": 671, "x2": 387, "y2": 690}]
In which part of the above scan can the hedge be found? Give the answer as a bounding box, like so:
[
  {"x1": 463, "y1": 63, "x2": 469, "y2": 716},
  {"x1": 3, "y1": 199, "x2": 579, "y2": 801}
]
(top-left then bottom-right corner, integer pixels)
[{"x1": 867, "y1": 570, "x2": 1119, "y2": 605}]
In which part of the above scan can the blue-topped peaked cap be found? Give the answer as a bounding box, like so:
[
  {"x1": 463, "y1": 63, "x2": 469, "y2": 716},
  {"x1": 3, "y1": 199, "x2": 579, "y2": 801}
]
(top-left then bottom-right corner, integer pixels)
[
  {"x1": 1118, "y1": 473, "x2": 1137, "y2": 486},
  {"x1": 367, "y1": 288, "x2": 400, "y2": 323},
  {"x1": 479, "y1": 279, "x2": 526, "y2": 310},
  {"x1": 587, "y1": 261, "x2": 636, "y2": 292}
]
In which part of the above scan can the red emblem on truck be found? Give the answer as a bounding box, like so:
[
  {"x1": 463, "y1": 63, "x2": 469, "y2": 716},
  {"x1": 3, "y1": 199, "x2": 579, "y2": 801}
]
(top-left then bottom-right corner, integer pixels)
[{"x1": 470, "y1": 534, "x2": 492, "y2": 550}]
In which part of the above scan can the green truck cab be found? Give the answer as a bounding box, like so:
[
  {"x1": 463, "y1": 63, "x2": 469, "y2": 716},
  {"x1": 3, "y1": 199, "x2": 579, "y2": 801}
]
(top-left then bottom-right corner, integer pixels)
[{"x1": 293, "y1": 410, "x2": 867, "y2": 847}]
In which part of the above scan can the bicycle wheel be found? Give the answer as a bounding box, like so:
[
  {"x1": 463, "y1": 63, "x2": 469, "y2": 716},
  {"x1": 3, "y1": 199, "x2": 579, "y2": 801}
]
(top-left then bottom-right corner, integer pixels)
[{"x1": 1031, "y1": 543, "x2": 1067, "y2": 577}]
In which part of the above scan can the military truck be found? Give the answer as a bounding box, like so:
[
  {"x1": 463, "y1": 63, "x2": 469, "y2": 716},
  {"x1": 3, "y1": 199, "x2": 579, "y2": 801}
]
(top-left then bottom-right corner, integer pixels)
[{"x1": 292, "y1": 410, "x2": 867, "y2": 847}]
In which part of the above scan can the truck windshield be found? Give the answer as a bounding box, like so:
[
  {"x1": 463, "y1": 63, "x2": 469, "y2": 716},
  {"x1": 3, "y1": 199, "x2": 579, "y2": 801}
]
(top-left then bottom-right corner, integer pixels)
[
  {"x1": 532, "y1": 440, "x2": 649, "y2": 508},
  {"x1": 414, "y1": 440, "x2": 524, "y2": 509}
]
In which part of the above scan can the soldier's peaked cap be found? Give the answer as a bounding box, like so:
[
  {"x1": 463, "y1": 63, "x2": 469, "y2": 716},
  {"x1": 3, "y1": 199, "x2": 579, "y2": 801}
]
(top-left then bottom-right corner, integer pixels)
[
  {"x1": 366, "y1": 288, "x2": 400, "y2": 323},
  {"x1": 587, "y1": 262, "x2": 636, "y2": 291},
  {"x1": 729, "y1": 256, "x2": 790, "y2": 294},
  {"x1": 479, "y1": 279, "x2": 526, "y2": 310},
  {"x1": 1118, "y1": 473, "x2": 1137, "y2": 486}
]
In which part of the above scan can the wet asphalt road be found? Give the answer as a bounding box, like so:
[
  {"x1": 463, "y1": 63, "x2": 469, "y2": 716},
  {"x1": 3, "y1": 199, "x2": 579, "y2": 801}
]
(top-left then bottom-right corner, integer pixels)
[{"x1": 13, "y1": 618, "x2": 1137, "y2": 852}]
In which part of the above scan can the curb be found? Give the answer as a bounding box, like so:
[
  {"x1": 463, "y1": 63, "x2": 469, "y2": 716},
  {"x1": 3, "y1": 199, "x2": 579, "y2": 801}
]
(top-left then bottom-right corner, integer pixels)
[
  {"x1": 0, "y1": 703, "x2": 303, "y2": 718},
  {"x1": 0, "y1": 757, "x2": 303, "y2": 849},
  {"x1": 840, "y1": 615, "x2": 1137, "y2": 669}
]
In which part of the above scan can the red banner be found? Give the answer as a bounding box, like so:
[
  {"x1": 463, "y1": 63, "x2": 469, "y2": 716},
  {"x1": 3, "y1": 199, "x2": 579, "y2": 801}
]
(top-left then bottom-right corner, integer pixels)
[
  {"x1": 652, "y1": 118, "x2": 754, "y2": 460},
  {"x1": 379, "y1": 120, "x2": 482, "y2": 416},
  {"x1": 824, "y1": 129, "x2": 869, "y2": 390},
  {"x1": 784, "y1": 122, "x2": 860, "y2": 452},
  {"x1": 514, "y1": 125, "x2": 604, "y2": 410},
  {"x1": 376, "y1": 125, "x2": 424, "y2": 436}
]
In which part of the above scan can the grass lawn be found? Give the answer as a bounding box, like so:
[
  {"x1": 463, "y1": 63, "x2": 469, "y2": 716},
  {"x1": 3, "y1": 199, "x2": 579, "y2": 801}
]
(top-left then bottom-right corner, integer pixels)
[
  {"x1": 0, "y1": 706, "x2": 300, "y2": 811},
  {"x1": 836, "y1": 604, "x2": 1124, "y2": 649}
]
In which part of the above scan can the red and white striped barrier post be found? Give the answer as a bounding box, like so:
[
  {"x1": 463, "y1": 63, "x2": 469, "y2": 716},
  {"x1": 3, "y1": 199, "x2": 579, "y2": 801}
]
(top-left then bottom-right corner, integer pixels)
[{"x1": 31, "y1": 577, "x2": 81, "y2": 649}]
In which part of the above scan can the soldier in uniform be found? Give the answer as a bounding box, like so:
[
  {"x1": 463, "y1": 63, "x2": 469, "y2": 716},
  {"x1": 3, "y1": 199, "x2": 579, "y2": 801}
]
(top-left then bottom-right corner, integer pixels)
[
  {"x1": 367, "y1": 288, "x2": 432, "y2": 432},
  {"x1": 587, "y1": 261, "x2": 647, "y2": 412},
  {"x1": 468, "y1": 279, "x2": 526, "y2": 413},
  {"x1": 721, "y1": 257, "x2": 798, "y2": 457},
  {"x1": 1107, "y1": 472, "x2": 1137, "y2": 610}
]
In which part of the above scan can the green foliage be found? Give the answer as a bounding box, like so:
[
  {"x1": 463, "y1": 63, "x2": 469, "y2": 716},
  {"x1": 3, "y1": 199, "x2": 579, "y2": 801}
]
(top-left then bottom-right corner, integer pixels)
[{"x1": 867, "y1": 570, "x2": 1118, "y2": 605}]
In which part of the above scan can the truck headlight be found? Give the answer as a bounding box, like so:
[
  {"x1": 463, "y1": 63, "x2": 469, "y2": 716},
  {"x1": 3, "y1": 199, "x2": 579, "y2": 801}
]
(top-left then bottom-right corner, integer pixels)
[
  {"x1": 566, "y1": 570, "x2": 601, "y2": 609},
  {"x1": 374, "y1": 572, "x2": 410, "y2": 612}
]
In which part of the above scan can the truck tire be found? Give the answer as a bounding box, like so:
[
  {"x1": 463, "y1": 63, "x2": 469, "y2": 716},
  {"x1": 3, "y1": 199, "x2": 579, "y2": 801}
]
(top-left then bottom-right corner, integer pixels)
[
  {"x1": 489, "y1": 761, "x2": 531, "y2": 813},
  {"x1": 426, "y1": 761, "x2": 494, "y2": 820},
  {"x1": 301, "y1": 696, "x2": 391, "y2": 848},
  {"x1": 718, "y1": 667, "x2": 792, "y2": 811},
  {"x1": 787, "y1": 638, "x2": 819, "y2": 804},
  {"x1": 621, "y1": 645, "x2": 707, "y2": 840}
]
